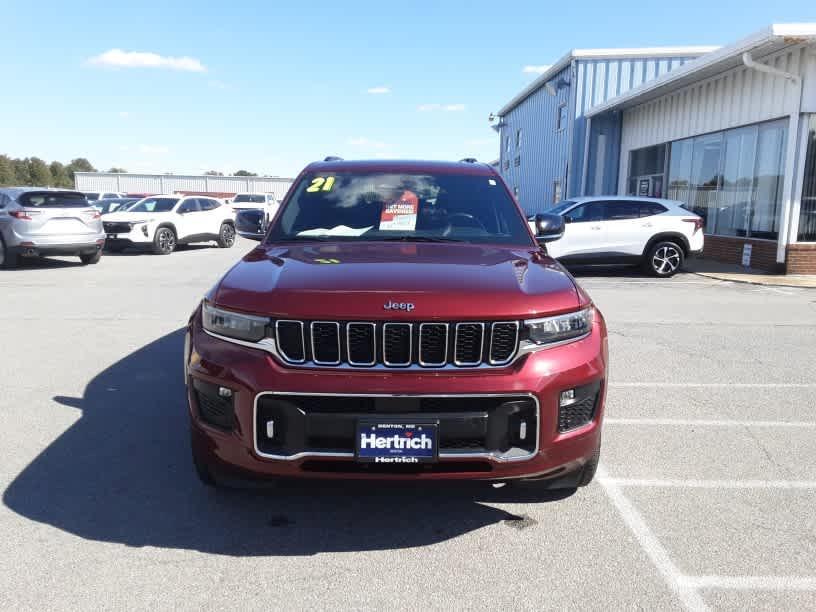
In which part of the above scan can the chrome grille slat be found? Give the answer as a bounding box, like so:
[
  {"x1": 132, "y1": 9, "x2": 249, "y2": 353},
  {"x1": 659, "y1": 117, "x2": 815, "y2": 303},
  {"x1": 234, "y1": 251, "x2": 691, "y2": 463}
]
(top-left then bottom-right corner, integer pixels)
[
  {"x1": 454, "y1": 322, "x2": 485, "y2": 366},
  {"x1": 346, "y1": 322, "x2": 376, "y2": 366},
  {"x1": 274, "y1": 319, "x2": 518, "y2": 369},
  {"x1": 418, "y1": 323, "x2": 448, "y2": 367},
  {"x1": 382, "y1": 322, "x2": 412, "y2": 366},
  {"x1": 310, "y1": 321, "x2": 341, "y2": 365}
]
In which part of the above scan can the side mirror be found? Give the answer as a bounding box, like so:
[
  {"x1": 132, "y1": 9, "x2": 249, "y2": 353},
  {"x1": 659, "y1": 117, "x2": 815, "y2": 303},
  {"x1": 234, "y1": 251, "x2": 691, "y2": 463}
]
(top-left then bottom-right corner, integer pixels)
[
  {"x1": 235, "y1": 209, "x2": 266, "y2": 241},
  {"x1": 534, "y1": 213, "x2": 565, "y2": 243},
  {"x1": 563, "y1": 215, "x2": 574, "y2": 224}
]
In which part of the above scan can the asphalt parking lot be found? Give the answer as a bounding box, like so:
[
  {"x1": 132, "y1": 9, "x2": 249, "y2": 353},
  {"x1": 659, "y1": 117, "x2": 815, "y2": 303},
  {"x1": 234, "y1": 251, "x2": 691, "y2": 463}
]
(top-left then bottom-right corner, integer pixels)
[{"x1": 1, "y1": 241, "x2": 815, "y2": 611}]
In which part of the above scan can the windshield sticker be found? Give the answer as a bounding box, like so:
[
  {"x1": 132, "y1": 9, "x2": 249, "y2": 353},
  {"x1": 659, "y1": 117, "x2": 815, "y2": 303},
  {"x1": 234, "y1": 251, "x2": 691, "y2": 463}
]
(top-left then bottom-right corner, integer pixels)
[
  {"x1": 306, "y1": 176, "x2": 336, "y2": 193},
  {"x1": 379, "y1": 190, "x2": 419, "y2": 231},
  {"x1": 488, "y1": 179, "x2": 496, "y2": 186}
]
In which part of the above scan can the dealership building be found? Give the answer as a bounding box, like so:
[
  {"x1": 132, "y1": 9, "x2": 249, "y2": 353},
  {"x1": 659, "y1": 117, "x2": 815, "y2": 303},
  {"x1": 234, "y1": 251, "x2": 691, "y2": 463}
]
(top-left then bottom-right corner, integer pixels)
[
  {"x1": 75, "y1": 172, "x2": 294, "y2": 201},
  {"x1": 498, "y1": 23, "x2": 816, "y2": 273},
  {"x1": 495, "y1": 46, "x2": 717, "y2": 211}
]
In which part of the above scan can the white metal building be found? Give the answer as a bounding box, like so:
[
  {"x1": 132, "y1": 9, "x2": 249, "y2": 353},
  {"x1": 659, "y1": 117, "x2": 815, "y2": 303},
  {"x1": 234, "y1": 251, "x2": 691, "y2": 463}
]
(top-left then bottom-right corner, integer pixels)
[
  {"x1": 75, "y1": 172, "x2": 294, "y2": 201},
  {"x1": 587, "y1": 23, "x2": 816, "y2": 273}
]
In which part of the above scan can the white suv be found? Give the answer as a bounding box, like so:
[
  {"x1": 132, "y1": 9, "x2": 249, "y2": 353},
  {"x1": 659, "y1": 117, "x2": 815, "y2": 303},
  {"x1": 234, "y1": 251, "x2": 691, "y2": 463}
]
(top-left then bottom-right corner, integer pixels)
[
  {"x1": 102, "y1": 195, "x2": 236, "y2": 254},
  {"x1": 530, "y1": 196, "x2": 704, "y2": 277},
  {"x1": 230, "y1": 193, "x2": 279, "y2": 225}
]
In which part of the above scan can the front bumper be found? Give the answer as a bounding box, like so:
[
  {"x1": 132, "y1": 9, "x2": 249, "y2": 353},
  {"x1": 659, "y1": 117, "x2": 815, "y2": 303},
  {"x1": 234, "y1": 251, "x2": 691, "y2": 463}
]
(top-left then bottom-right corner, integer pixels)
[{"x1": 186, "y1": 311, "x2": 608, "y2": 481}]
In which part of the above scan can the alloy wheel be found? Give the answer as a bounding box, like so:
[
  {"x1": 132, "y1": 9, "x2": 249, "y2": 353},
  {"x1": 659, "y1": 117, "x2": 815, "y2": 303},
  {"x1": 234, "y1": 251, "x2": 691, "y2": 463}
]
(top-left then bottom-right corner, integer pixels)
[
  {"x1": 221, "y1": 224, "x2": 236, "y2": 247},
  {"x1": 158, "y1": 229, "x2": 175, "y2": 253},
  {"x1": 652, "y1": 245, "x2": 681, "y2": 275}
]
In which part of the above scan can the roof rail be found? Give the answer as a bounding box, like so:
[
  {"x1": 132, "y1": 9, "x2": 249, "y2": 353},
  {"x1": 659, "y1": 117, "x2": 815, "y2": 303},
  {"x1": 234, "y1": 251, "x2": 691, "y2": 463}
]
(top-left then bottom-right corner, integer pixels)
[
  {"x1": 459, "y1": 157, "x2": 478, "y2": 163},
  {"x1": 323, "y1": 156, "x2": 344, "y2": 162}
]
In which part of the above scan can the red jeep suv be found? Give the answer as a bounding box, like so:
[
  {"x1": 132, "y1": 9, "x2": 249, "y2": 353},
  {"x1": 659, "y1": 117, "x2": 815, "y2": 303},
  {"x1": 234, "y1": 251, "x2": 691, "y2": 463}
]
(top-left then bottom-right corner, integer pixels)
[{"x1": 185, "y1": 159, "x2": 608, "y2": 492}]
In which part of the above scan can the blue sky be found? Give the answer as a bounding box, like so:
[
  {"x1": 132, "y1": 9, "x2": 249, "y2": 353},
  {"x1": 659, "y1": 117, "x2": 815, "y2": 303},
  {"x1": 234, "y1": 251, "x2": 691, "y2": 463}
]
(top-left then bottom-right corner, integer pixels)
[{"x1": 1, "y1": 1, "x2": 813, "y2": 177}]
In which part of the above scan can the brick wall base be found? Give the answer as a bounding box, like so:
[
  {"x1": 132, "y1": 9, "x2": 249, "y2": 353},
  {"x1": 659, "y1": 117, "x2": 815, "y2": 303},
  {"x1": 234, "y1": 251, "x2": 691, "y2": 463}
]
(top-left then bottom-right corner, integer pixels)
[
  {"x1": 701, "y1": 235, "x2": 782, "y2": 273},
  {"x1": 787, "y1": 243, "x2": 816, "y2": 275}
]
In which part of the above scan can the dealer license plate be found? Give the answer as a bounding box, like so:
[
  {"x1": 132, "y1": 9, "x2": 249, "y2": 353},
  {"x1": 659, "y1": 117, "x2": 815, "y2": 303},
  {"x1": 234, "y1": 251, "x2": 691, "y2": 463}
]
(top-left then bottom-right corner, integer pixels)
[{"x1": 356, "y1": 421, "x2": 438, "y2": 464}]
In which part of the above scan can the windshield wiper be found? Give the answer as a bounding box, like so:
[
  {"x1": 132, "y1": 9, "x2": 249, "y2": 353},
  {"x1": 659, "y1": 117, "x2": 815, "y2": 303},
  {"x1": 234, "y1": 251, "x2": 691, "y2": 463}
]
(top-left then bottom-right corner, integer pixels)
[{"x1": 377, "y1": 236, "x2": 464, "y2": 243}]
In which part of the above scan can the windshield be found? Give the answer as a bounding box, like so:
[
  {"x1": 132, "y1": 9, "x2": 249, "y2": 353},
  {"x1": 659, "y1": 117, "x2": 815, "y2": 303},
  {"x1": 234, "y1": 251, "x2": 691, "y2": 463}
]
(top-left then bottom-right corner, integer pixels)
[
  {"x1": 233, "y1": 194, "x2": 266, "y2": 203},
  {"x1": 547, "y1": 200, "x2": 578, "y2": 215},
  {"x1": 20, "y1": 191, "x2": 90, "y2": 208},
  {"x1": 268, "y1": 172, "x2": 532, "y2": 245},
  {"x1": 126, "y1": 197, "x2": 179, "y2": 213}
]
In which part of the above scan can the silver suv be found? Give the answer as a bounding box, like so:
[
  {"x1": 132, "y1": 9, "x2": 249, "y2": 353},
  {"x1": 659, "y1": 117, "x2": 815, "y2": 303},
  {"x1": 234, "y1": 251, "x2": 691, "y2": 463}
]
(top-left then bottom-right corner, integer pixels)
[{"x1": 0, "y1": 187, "x2": 106, "y2": 269}]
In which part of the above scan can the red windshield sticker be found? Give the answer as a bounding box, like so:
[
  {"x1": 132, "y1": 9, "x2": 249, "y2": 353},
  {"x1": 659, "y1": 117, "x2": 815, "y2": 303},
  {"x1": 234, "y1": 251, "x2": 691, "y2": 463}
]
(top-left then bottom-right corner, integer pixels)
[{"x1": 379, "y1": 190, "x2": 419, "y2": 231}]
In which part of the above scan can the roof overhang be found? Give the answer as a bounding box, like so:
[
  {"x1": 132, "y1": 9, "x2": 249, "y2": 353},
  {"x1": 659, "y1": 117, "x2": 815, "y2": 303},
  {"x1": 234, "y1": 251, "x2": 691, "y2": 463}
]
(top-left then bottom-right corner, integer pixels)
[
  {"x1": 497, "y1": 46, "x2": 719, "y2": 117},
  {"x1": 586, "y1": 23, "x2": 816, "y2": 118}
]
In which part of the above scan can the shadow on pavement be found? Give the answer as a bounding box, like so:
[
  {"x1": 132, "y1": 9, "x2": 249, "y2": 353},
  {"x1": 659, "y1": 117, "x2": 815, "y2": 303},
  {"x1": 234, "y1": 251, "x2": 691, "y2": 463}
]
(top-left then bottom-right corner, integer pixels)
[{"x1": 3, "y1": 329, "x2": 572, "y2": 556}]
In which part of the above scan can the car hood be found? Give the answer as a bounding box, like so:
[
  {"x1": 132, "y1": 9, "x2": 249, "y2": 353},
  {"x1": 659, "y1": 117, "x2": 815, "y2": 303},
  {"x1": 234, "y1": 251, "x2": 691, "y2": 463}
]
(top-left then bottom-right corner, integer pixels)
[
  {"x1": 214, "y1": 242, "x2": 584, "y2": 320},
  {"x1": 103, "y1": 211, "x2": 170, "y2": 222}
]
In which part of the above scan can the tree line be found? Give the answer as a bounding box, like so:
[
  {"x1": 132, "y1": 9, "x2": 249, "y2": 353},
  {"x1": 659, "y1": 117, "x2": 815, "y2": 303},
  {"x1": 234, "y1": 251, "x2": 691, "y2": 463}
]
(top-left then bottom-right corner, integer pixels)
[
  {"x1": 0, "y1": 155, "x2": 98, "y2": 188},
  {"x1": 0, "y1": 153, "x2": 263, "y2": 188}
]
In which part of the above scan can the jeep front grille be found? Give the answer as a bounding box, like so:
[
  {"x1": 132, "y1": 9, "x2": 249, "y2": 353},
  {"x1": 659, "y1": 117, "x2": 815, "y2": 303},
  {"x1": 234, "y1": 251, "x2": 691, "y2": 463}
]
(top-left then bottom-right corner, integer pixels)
[{"x1": 273, "y1": 320, "x2": 519, "y2": 369}]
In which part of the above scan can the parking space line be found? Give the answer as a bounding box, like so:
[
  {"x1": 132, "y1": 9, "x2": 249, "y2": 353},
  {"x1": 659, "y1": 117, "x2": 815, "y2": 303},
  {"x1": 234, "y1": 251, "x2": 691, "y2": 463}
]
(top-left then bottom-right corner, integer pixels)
[
  {"x1": 597, "y1": 465, "x2": 709, "y2": 611},
  {"x1": 605, "y1": 418, "x2": 816, "y2": 428},
  {"x1": 606, "y1": 478, "x2": 816, "y2": 489},
  {"x1": 680, "y1": 575, "x2": 816, "y2": 591},
  {"x1": 610, "y1": 382, "x2": 816, "y2": 388}
]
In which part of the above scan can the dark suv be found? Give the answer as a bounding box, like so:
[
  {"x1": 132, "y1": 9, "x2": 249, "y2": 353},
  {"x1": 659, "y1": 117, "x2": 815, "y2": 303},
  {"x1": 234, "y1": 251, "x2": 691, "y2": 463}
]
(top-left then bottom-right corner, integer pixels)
[{"x1": 185, "y1": 159, "x2": 608, "y2": 492}]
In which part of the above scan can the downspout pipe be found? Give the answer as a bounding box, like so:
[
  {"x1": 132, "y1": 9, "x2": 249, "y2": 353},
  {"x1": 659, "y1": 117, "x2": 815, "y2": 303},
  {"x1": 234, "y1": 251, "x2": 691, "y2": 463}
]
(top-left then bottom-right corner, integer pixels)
[
  {"x1": 742, "y1": 52, "x2": 800, "y2": 84},
  {"x1": 742, "y1": 52, "x2": 802, "y2": 265}
]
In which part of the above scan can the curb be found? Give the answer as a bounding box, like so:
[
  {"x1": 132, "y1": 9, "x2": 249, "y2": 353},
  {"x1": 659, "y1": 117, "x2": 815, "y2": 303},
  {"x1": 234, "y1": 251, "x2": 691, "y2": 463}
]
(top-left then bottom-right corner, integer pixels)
[{"x1": 690, "y1": 271, "x2": 816, "y2": 289}]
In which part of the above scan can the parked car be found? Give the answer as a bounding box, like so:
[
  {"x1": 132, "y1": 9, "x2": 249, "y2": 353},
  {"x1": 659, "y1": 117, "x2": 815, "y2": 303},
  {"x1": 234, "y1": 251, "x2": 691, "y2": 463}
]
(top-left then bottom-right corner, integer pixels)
[
  {"x1": 93, "y1": 197, "x2": 140, "y2": 215},
  {"x1": 234, "y1": 208, "x2": 267, "y2": 240},
  {"x1": 102, "y1": 195, "x2": 236, "y2": 254},
  {"x1": 231, "y1": 193, "x2": 279, "y2": 224},
  {"x1": 83, "y1": 191, "x2": 123, "y2": 202},
  {"x1": 528, "y1": 196, "x2": 704, "y2": 277},
  {"x1": 186, "y1": 158, "x2": 608, "y2": 493},
  {"x1": 0, "y1": 187, "x2": 105, "y2": 268}
]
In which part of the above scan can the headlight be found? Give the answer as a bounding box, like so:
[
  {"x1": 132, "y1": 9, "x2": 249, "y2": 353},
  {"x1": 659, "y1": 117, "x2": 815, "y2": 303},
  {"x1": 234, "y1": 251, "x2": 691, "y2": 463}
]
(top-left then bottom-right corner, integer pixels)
[
  {"x1": 524, "y1": 308, "x2": 593, "y2": 345},
  {"x1": 202, "y1": 301, "x2": 269, "y2": 342}
]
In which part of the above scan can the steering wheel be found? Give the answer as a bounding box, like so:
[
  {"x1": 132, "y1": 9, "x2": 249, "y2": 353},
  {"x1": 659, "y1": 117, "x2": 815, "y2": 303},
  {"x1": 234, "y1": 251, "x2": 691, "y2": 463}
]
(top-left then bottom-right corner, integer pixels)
[{"x1": 442, "y1": 212, "x2": 487, "y2": 236}]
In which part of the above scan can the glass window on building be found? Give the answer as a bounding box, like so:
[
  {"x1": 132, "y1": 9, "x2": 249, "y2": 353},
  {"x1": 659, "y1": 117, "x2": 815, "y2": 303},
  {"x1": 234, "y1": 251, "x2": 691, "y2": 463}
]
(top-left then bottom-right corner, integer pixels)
[
  {"x1": 556, "y1": 104, "x2": 568, "y2": 131},
  {"x1": 800, "y1": 116, "x2": 816, "y2": 242},
  {"x1": 660, "y1": 118, "x2": 787, "y2": 239},
  {"x1": 628, "y1": 144, "x2": 666, "y2": 197}
]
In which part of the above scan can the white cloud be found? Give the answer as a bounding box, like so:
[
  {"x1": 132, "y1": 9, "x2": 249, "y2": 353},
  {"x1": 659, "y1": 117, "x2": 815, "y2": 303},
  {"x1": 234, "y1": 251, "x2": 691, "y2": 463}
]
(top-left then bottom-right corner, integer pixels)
[
  {"x1": 138, "y1": 144, "x2": 170, "y2": 154},
  {"x1": 118, "y1": 111, "x2": 129, "y2": 119},
  {"x1": 88, "y1": 49, "x2": 206, "y2": 73},
  {"x1": 417, "y1": 103, "x2": 466, "y2": 112},
  {"x1": 366, "y1": 86, "x2": 391, "y2": 94},
  {"x1": 347, "y1": 137, "x2": 388, "y2": 149},
  {"x1": 522, "y1": 64, "x2": 552, "y2": 74}
]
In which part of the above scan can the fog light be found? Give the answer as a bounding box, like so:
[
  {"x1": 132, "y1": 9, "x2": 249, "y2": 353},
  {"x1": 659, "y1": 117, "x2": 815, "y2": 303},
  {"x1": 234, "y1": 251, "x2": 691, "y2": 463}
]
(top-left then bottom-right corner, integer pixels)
[
  {"x1": 218, "y1": 386, "x2": 233, "y2": 398},
  {"x1": 560, "y1": 389, "x2": 576, "y2": 406},
  {"x1": 266, "y1": 420, "x2": 275, "y2": 438}
]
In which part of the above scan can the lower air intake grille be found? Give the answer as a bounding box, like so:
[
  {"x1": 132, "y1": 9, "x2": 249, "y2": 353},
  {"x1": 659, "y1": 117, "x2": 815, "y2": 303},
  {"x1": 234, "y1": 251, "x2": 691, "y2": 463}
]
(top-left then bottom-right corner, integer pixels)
[
  {"x1": 193, "y1": 379, "x2": 234, "y2": 430},
  {"x1": 558, "y1": 382, "x2": 602, "y2": 432}
]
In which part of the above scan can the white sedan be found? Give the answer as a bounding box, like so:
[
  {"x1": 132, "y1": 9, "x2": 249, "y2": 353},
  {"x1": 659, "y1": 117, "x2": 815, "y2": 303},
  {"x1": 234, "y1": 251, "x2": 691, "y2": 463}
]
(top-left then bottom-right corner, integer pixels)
[{"x1": 530, "y1": 196, "x2": 704, "y2": 277}]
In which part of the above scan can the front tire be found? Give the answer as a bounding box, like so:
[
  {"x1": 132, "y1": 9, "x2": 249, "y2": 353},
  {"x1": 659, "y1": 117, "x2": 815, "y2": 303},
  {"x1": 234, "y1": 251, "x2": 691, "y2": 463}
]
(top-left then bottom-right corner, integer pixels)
[
  {"x1": 191, "y1": 441, "x2": 219, "y2": 487},
  {"x1": 0, "y1": 236, "x2": 19, "y2": 269},
  {"x1": 152, "y1": 227, "x2": 177, "y2": 255},
  {"x1": 644, "y1": 241, "x2": 684, "y2": 277},
  {"x1": 217, "y1": 222, "x2": 236, "y2": 248},
  {"x1": 79, "y1": 251, "x2": 101, "y2": 265}
]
